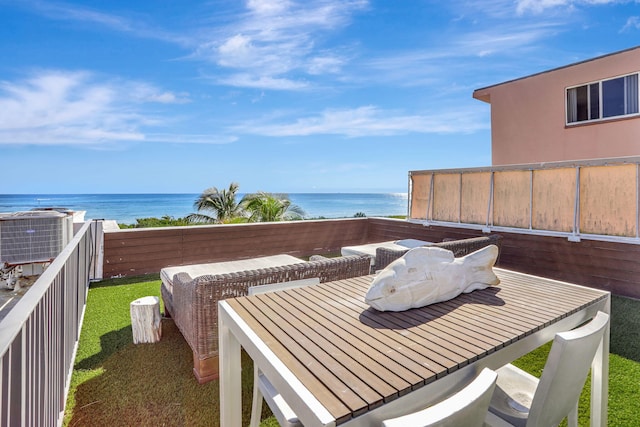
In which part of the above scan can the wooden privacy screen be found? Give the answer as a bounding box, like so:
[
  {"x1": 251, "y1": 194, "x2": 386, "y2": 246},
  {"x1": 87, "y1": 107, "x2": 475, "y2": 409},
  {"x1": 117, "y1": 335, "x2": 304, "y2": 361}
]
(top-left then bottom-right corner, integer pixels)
[
  {"x1": 461, "y1": 172, "x2": 491, "y2": 225},
  {"x1": 493, "y1": 170, "x2": 530, "y2": 229},
  {"x1": 409, "y1": 159, "x2": 639, "y2": 238},
  {"x1": 580, "y1": 164, "x2": 637, "y2": 237},
  {"x1": 433, "y1": 173, "x2": 461, "y2": 222},
  {"x1": 410, "y1": 173, "x2": 430, "y2": 219},
  {"x1": 532, "y1": 168, "x2": 575, "y2": 233}
]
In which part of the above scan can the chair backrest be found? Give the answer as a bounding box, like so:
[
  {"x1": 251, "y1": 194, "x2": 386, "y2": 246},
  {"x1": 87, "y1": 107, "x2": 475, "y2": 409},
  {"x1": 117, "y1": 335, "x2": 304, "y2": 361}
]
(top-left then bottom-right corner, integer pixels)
[
  {"x1": 382, "y1": 368, "x2": 497, "y2": 427},
  {"x1": 375, "y1": 234, "x2": 503, "y2": 271},
  {"x1": 248, "y1": 277, "x2": 321, "y2": 296},
  {"x1": 526, "y1": 311, "x2": 610, "y2": 427}
]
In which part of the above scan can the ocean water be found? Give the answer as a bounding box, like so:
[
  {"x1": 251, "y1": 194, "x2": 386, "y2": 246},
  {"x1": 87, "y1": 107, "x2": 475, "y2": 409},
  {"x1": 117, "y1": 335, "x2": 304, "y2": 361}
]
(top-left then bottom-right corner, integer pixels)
[{"x1": 0, "y1": 193, "x2": 409, "y2": 224}]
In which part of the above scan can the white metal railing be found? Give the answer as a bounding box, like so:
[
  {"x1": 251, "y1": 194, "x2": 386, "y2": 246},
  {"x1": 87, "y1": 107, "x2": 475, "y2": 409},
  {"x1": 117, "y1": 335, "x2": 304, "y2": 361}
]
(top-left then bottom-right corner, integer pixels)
[{"x1": 0, "y1": 220, "x2": 97, "y2": 427}]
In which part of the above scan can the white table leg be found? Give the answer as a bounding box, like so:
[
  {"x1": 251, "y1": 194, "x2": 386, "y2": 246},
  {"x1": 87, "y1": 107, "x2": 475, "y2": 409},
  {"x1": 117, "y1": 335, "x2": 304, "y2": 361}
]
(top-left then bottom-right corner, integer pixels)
[{"x1": 219, "y1": 304, "x2": 242, "y2": 427}]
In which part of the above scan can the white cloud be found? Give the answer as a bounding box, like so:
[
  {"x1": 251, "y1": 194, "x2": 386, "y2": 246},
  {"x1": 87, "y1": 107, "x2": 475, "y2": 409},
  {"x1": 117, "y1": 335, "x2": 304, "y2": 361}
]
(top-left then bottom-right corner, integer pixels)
[
  {"x1": 246, "y1": 0, "x2": 293, "y2": 16},
  {"x1": 144, "y1": 133, "x2": 238, "y2": 144},
  {"x1": 621, "y1": 16, "x2": 640, "y2": 31},
  {"x1": 145, "y1": 92, "x2": 190, "y2": 104},
  {"x1": 194, "y1": 0, "x2": 368, "y2": 90},
  {"x1": 217, "y1": 34, "x2": 255, "y2": 68},
  {"x1": 354, "y1": 19, "x2": 560, "y2": 90},
  {"x1": 218, "y1": 74, "x2": 309, "y2": 90},
  {"x1": 307, "y1": 55, "x2": 345, "y2": 75},
  {"x1": 21, "y1": 0, "x2": 192, "y2": 45},
  {"x1": 0, "y1": 71, "x2": 124, "y2": 138},
  {"x1": 516, "y1": 0, "x2": 569, "y2": 14},
  {"x1": 454, "y1": 23, "x2": 561, "y2": 56},
  {"x1": 127, "y1": 83, "x2": 191, "y2": 104},
  {"x1": 516, "y1": 0, "x2": 629, "y2": 14},
  {"x1": 0, "y1": 70, "x2": 225, "y2": 146},
  {"x1": 233, "y1": 105, "x2": 488, "y2": 137}
]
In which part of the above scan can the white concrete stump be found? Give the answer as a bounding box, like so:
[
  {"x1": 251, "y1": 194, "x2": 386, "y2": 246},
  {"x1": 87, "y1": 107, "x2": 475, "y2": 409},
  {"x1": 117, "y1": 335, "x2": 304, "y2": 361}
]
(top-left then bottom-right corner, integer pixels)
[{"x1": 130, "y1": 296, "x2": 162, "y2": 344}]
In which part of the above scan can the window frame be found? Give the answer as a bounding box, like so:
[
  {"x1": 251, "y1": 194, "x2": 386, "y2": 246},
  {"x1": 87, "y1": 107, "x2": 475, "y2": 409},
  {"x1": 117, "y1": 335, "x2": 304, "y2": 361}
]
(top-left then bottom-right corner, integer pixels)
[{"x1": 566, "y1": 72, "x2": 640, "y2": 126}]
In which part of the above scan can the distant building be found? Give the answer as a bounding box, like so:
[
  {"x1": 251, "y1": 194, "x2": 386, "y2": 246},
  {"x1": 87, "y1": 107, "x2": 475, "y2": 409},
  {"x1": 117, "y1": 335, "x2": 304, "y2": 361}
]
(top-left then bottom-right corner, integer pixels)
[{"x1": 473, "y1": 46, "x2": 640, "y2": 165}]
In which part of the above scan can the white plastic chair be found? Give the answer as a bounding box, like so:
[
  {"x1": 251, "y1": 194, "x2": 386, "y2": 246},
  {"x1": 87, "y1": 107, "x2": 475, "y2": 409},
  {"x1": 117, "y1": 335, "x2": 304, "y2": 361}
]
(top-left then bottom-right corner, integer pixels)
[
  {"x1": 248, "y1": 277, "x2": 320, "y2": 427},
  {"x1": 382, "y1": 368, "x2": 497, "y2": 427},
  {"x1": 485, "y1": 311, "x2": 610, "y2": 427}
]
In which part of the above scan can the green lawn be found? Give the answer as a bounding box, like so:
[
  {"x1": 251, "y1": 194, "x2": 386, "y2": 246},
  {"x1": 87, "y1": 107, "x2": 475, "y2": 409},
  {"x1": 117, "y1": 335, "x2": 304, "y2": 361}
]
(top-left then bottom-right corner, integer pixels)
[{"x1": 64, "y1": 276, "x2": 640, "y2": 426}]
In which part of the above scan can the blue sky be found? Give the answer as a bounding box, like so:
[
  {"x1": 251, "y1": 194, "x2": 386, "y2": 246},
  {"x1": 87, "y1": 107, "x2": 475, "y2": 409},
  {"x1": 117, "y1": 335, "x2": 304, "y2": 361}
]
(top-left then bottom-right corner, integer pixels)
[{"x1": 1, "y1": 0, "x2": 639, "y2": 194}]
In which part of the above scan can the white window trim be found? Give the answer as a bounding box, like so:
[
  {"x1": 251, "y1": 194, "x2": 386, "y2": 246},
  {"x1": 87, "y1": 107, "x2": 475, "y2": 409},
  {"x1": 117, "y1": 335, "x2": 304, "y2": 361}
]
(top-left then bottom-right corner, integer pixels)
[{"x1": 566, "y1": 71, "x2": 640, "y2": 126}]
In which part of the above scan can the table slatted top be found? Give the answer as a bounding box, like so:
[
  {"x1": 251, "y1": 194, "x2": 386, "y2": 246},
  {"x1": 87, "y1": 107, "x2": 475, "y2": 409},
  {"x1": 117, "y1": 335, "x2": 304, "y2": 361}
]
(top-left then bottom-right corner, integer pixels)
[{"x1": 226, "y1": 268, "x2": 609, "y2": 425}]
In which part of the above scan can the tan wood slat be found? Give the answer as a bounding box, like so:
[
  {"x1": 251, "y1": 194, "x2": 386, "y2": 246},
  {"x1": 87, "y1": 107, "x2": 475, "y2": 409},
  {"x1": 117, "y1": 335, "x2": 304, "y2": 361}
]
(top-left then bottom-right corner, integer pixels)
[
  {"x1": 300, "y1": 283, "x2": 451, "y2": 375},
  {"x1": 436, "y1": 294, "x2": 529, "y2": 339},
  {"x1": 422, "y1": 304, "x2": 514, "y2": 353},
  {"x1": 483, "y1": 289, "x2": 577, "y2": 330},
  {"x1": 244, "y1": 296, "x2": 378, "y2": 415},
  {"x1": 229, "y1": 268, "x2": 609, "y2": 425},
  {"x1": 492, "y1": 281, "x2": 599, "y2": 324},
  {"x1": 496, "y1": 275, "x2": 592, "y2": 305},
  {"x1": 494, "y1": 278, "x2": 584, "y2": 313},
  {"x1": 377, "y1": 305, "x2": 501, "y2": 361},
  {"x1": 258, "y1": 292, "x2": 395, "y2": 407},
  {"x1": 284, "y1": 286, "x2": 443, "y2": 387},
  {"x1": 226, "y1": 298, "x2": 353, "y2": 420},
  {"x1": 324, "y1": 278, "x2": 494, "y2": 363},
  {"x1": 269, "y1": 290, "x2": 419, "y2": 396},
  {"x1": 310, "y1": 281, "x2": 467, "y2": 373},
  {"x1": 327, "y1": 280, "x2": 494, "y2": 365},
  {"x1": 490, "y1": 273, "x2": 609, "y2": 327},
  {"x1": 437, "y1": 294, "x2": 538, "y2": 345},
  {"x1": 496, "y1": 269, "x2": 606, "y2": 300},
  {"x1": 508, "y1": 282, "x2": 609, "y2": 311}
]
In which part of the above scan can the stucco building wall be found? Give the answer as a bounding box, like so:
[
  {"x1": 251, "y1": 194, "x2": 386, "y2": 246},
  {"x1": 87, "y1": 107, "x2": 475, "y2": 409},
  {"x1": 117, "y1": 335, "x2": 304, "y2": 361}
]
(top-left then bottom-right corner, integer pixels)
[{"x1": 474, "y1": 47, "x2": 640, "y2": 165}]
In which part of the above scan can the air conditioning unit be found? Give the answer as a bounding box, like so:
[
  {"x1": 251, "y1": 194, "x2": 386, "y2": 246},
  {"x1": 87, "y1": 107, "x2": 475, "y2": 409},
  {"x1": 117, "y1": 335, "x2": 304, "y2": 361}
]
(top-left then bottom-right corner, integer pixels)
[{"x1": 0, "y1": 211, "x2": 74, "y2": 269}]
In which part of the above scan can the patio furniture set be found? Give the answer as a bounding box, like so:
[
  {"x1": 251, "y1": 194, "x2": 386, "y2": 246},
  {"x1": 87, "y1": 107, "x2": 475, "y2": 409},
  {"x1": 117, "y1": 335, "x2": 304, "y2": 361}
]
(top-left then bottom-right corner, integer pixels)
[
  {"x1": 160, "y1": 235, "x2": 502, "y2": 382},
  {"x1": 161, "y1": 254, "x2": 371, "y2": 382},
  {"x1": 158, "y1": 233, "x2": 611, "y2": 426},
  {"x1": 219, "y1": 269, "x2": 610, "y2": 427}
]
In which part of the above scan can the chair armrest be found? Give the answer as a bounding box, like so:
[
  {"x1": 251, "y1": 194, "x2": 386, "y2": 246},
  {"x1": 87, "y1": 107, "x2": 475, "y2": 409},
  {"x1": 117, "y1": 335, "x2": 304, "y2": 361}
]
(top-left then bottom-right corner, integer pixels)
[{"x1": 172, "y1": 272, "x2": 197, "y2": 353}]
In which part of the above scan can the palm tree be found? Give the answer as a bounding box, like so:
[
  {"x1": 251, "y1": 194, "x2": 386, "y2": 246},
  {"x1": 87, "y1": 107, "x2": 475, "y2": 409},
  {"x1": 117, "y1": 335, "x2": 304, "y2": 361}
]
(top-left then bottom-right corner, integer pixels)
[
  {"x1": 187, "y1": 182, "x2": 245, "y2": 224},
  {"x1": 241, "y1": 192, "x2": 306, "y2": 222}
]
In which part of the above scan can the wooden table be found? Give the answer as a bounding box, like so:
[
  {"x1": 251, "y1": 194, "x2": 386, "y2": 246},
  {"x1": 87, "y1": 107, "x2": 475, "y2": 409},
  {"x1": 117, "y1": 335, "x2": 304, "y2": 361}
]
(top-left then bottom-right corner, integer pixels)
[{"x1": 218, "y1": 268, "x2": 610, "y2": 427}]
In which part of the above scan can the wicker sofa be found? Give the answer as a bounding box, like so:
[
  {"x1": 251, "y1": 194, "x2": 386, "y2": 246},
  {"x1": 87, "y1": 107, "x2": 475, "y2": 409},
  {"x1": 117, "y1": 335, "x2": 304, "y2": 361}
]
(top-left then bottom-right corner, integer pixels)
[
  {"x1": 375, "y1": 234, "x2": 504, "y2": 271},
  {"x1": 162, "y1": 255, "x2": 371, "y2": 383}
]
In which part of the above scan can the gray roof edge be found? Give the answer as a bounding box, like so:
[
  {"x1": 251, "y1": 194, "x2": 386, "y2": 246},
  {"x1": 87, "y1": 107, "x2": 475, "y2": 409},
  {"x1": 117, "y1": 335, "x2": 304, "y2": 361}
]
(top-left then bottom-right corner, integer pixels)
[{"x1": 473, "y1": 45, "x2": 640, "y2": 94}]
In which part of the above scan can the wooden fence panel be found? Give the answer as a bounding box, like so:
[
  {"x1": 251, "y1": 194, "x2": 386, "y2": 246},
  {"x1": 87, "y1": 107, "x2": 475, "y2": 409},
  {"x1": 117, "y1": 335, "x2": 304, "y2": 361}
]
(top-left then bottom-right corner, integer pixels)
[
  {"x1": 461, "y1": 172, "x2": 491, "y2": 225},
  {"x1": 433, "y1": 173, "x2": 460, "y2": 222},
  {"x1": 580, "y1": 164, "x2": 637, "y2": 237},
  {"x1": 493, "y1": 170, "x2": 530, "y2": 228},
  {"x1": 410, "y1": 173, "x2": 431, "y2": 220},
  {"x1": 410, "y1": 160, "x2": 640, "y2": 238},
  {"x1": 532, "y1": 168, "x2": 575, "y2": 232}
]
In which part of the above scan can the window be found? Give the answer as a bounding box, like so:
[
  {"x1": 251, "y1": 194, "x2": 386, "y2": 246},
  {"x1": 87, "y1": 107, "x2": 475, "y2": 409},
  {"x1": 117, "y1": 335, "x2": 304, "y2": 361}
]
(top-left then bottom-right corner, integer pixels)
[{"x1": 566, "y1": 73, "x2": 639, "y2": 124}]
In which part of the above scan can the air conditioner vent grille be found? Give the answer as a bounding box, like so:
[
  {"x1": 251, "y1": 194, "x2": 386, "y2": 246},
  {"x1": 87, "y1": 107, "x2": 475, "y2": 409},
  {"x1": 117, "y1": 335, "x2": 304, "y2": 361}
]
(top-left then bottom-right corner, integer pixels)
[{"x1": 0, "y1": 211, "x2": 72, "y2": 265}]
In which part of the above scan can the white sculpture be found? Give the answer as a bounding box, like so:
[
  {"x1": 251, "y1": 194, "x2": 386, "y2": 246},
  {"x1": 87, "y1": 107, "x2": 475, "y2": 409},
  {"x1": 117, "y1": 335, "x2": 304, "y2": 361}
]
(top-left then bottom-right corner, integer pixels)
[{"x1": 365, "y1": 245, "x2": 500, "y2": 312}]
